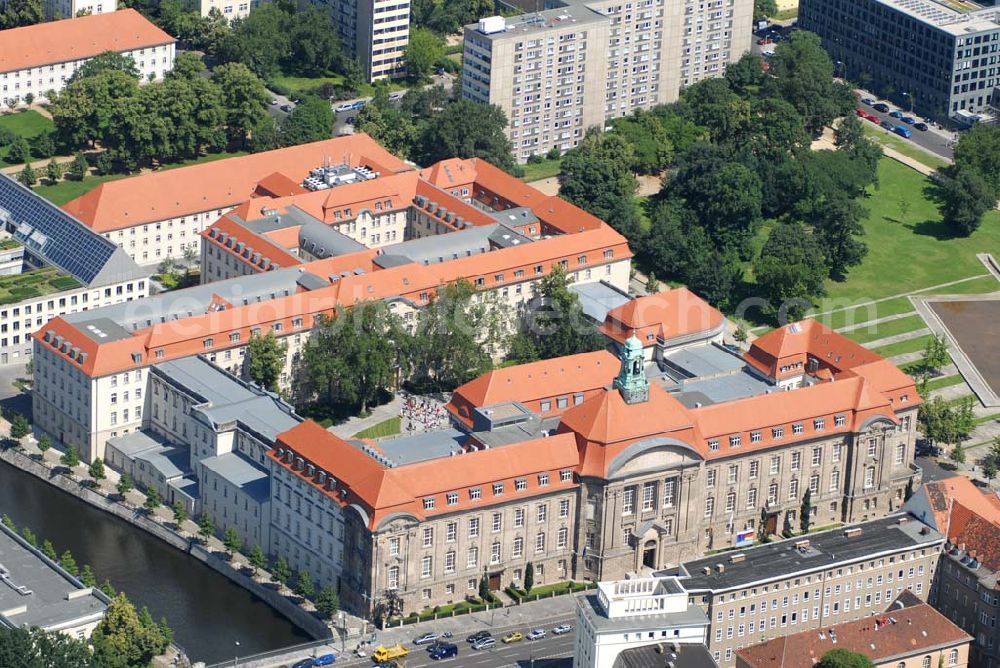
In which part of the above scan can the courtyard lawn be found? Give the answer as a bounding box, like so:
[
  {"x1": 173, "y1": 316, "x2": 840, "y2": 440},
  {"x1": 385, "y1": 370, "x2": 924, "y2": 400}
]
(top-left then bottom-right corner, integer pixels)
[
  {"x1": 862, "y1": 125, "x2": 950, "y2": 171},
  {"x1": 924, "y1": 374, "x2": 966, "y2": 393},
  {"x1": 820, "y1": 158, "x2": 1000, "y2": 305},
  {"x1": 352, "y1": 416, "x2": 402, "y2": 439},
  {"x1": 520, "y1": 157, "x2": 562, "y2": 182},
  {"x1": 0, "y1": 111, "x2": 55, "y2": 165},
  {"x1": 844, "y1": 314, "x2": 927, "y2": 344},
  {"x1": 268, "y1": 74, "x2": 406, "y2": 101},
  {"x1": 871, "y1": 333, "x2": 935, "y2": 359}
]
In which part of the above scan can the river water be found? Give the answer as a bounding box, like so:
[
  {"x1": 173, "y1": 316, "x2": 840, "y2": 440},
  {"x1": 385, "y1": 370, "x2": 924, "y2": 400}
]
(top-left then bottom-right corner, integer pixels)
[{"x1": 0, "y1": 459, "x2": 310, "y2": 664}]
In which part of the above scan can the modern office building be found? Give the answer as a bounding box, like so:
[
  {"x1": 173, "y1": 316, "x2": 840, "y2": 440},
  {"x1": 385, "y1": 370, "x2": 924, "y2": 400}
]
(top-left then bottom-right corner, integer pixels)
[
  {"x1": 0, "y1": 523, "x2": 109, "y2": 638},
  {"x1": 799, "y1": 0, "x2": 1000, "y2": 122},
  {"x1": 574, "y1": 576, "x2": 710, "y2": 668},
  {"x1": 0, "y1": 10, "x2": 175, "y2": 107},
  {"x1": 0, "y1": 174, "x2": 148, "y2": 367},
  {"x1": 737, "y1": 591, "x2": 971, "y2": 668},
  {"x1": 462, "y1": 0, "x2": 754, "y2": 161},
  {"x1": 62, "y1": 136, "x2": 411, "y2": 266},
  {"x1": 675, "y1": 515, "x2": 945, "y2": 666},
  {"x1": 904, "y1": 476, "x2": 1000, "y2": 668}
]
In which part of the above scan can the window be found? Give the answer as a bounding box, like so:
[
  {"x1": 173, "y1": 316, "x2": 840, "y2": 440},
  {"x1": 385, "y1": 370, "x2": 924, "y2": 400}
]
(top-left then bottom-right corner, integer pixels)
[
  {"x1": 895, "y1": 443, "x2": 905, "y2": 465},
  {"x1": 768, "y1": 482, "x2": 779, "y2": 504},
  {"x1": 751, "y1": 430, "x2": 762, "y2": 443},
  {"x1": 389, "y1": 537, "x2": 400, "y2": 556},
  {"x1": 789, "y1": 478, "x2": 799, "y2": 499},
  {"x1": 491, "y1": 542, "x2": 501, "y2": 564},
  {"x1": 728, "y1": 465, "x2": 738, "y2": 484},
  {"x1": 707, "y1": 470, "x2": 717, "y2": 487},
  {"x1": 446, "y1": 522, "x2": 457, "y2": 542},
  {"x1": 835, "y1": 414, "x2": 846, "y2": 427},
  {"x1": 421, "y1": 555, "x2": 432, "y2": 578},
  {"x1": 559, "y1": 498, "x2": 570, "y2": 518},
  {"x1": 772, "y1": 426, "x2": 784, "y2": 439},
  {"x1": 832, "y1": 444, "x2": 842, "y2": 463},
  {"x1": 948, "y1": 650, "x2": 958, "y2": 667},
  {"x1": 730, "y1": 434, "x2": 742, "y2": 448},
  {"x1": 387, "y1": 566, "x2": 399, "y2": 589},
  {"x1": 809, "y1": 474, "x2": 820, "y2": 494},
  {"x1": 726, "y1": 491, "x2": 736, "y2": 513},
  {"x1": 705, "y1": 497, "x2": 715, "y2": 517},
  {"x1": 868, "y1": 440, "x2": 877, "y2": 457},
  {"x1": 513, "y1": 536, "x2": 524, "y2": 558},
  {"x1": 830, "y1": 470, "x2": 840, "y2": 490},
  {"x1": 493, "y1": 482, "x2": 505, "y2": 496},
  {"x1": 623, "y1": 488, "x2": 636, "y2": 514},
  {"x1": 922, "y1": 658, "x2": 931, "y2": 668},
  {"x1": 445, "y1": 551, "x2": 456, "y2": 572},
  {"x1": 642, "y1": 482, "x2": 656, "y2": 511},
  {"x1": 515, "y1": 478, "x2": 527, "y2": 491},
  {"x1": 770, "y1": 456, "x2": 780, "y2": 475},
  {"x1": 538, "y1": 473, "x2": 549, "y2": 486},
  {"x1": 467, "y1": 547, "x2": 478, "y2": 569},
  {"x1": 791, "y1": 452, "x2": 801, "y2": 471},
  {"x1": 558, "y1": 527, "x2": 568, "y2": 548},
  {"x1": 749, "y1": 460, "x2": 759, "y2": 480},
  {"x1": 469, "y1": 517, "x2": 480, "y2": 538},
  {"x1": 864, "y1": 467, "x2": 875, "y2": 489},
  {"x1": 537, "y1": 504, "x2": 547, "y2": 523},
  {"x1": 793, "y1": 423, "x2": 804, "y2": 435},
  {"x1": 423, "y1": 497, "x2": 435, "y2": 510},
  {"x1": 469, "y1": 487, "x2": 482, "y2": 501},
  {"x1": 535, "y1": 532, "x2": 546, "y2": 553},
  {"x1": 663, "y1": 479, "x2": 677, "y2": 507},
  {"x1": 422, "y1": 527, "x2": 433, "y2": 547},
  {"x1": 812, "y1": 447, "x2": 822, "y2": 466},
  {"x1": 514, "y1": 508, "x2": 525, "y2": 528},
  {"x1": 447, "y1": 492, "x2": 458, "y2": 506},
  {"x1": 747, "y1": 487, "x2": 758, "y2": 508},
  {"x1": 708, "y1": 439, "x2": 720, "y2": 451},
  {"x1": 560, "y1": 469, "x2": 572, "y2": 482},
  {"x1": 492, "y1": 513, "x2": 502, "y2": 532}
]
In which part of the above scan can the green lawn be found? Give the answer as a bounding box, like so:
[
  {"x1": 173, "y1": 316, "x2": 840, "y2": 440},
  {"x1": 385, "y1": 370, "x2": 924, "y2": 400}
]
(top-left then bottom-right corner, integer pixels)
[
  {"x1": 871, "y1": 333, "x2": 934, "y2": 359},
  {"x1": 520, "y1": 157, "x2": 562, "y2": 182},
  {"x1": 862, "y1": 125, "x2": 950, "y2": 171},
  {"x1": 812, "y1": 296, "x2": 915, "y2": 331},
  {"x1": 818, "y1": 158, "x2": 1000, "y2": 305},
  {"x1": 268, "y1": 74, "x2": 407, "y2": 101},
  {"x1": 353, "y1": 416, "x2": 402, "y2": 439},
  {"x1": 925, "y1": 374, "x2": 966, "y2": 393},
  {"x1": 773, "y1": 7, "x2": 798, "y2": 19},
  {"x1": 0, "y1": 111, "x2": 55, "y2": 165},
  {"x1": 844, "y1": 314, "x2": 927, "y2": 344}
]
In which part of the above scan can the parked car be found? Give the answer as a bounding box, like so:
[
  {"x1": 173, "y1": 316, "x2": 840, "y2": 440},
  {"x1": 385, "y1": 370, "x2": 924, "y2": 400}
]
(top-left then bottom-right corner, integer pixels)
[
  {"x1": 314, "y1": 654, "x2": 336, "y2": 666},
  {"x1": 914, "y1": 122, "x2": 929, "y2": 131},
  {"x1": 893, "y1": 125, "x2": 913, "y2": 138},
  {"x1": 389, "y1": 91, "x2": 405, "y2": 101},
  {"x1": 865, "y1": 114, "x2": 881, "y2": 124},
  {"x1": 429, "y1": 643, "x2": 459, "y2": 660},
  {"x1": 901, "y1": 115, "x2": 916, "y2": 124},
  {"x1": 351, "y1": 100, "x2": 367, "y2": 110},
  {"x1": 269, "y1": 98, "x2": 278, "y2": 105},
  {"x1": 280, "y1": 104, "x2": 293, "y2": 113},
  {"x1": 873, "y1": 102, "x2": 890, "y2": 112},
  {"x1": 888, "y1": 110, "x2": 903, "y2": 118},
  {"x1": 292, "y1": 660, "x2": 315, "y2": 668},
  {"x1": 757, "y1": 37, "x2": 772, "y2": 44},
  {"x1": 334, "y1": 102, "x2": 354, "y2": 113},
  {"x1": 527, "y1": 629, "x2": 546, "y2": 641},
  {"x1": 552, "y1": 624, "x2": 574, "y2": 635},
  {"x1": 472, "y1": 637, "x2": 497, "y2": 651},
  {"x1": 467, "y1": 631, "x2": 492, "y2": 644},
  {"x1": 413, "y1": 632, "x2": 439, "y2": 645},
  {"x1": 502, "y1": 631, "x2": 523, "y2": 644},
  {"x1": 880, "y1": 120, "x2": 894, "y2": 129},
  {"x1": 345, "y1": 116, "x2": 356, "y2": 125},
  {"x1": 855, "y1": 107, "x2": 868, "y2": 117},
  {"x1": 861, "y1": 96, "x2": 875, "y2": 105}
]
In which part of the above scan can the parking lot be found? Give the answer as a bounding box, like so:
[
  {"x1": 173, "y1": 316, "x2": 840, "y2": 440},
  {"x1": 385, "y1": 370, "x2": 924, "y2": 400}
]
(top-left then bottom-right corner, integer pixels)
[{"x1": 854, "y1": 95, "x2": 956, "y2": 160}]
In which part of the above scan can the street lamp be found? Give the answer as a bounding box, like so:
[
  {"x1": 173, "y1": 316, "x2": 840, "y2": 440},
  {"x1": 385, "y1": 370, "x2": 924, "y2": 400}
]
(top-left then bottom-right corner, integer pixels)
[
  {"x1": 233, "y1": 640, "x2": 240, "y2": 668},
  {"x1": 902, "y1": 91, "x2": 914, "y2": 113}
]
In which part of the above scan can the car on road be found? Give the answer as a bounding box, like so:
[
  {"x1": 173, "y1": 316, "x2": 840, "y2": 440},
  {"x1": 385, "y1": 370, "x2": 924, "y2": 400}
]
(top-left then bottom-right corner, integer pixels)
[
  {"x1": 472, "y1": 637, "x2": 497, "y2": 651},
  {"x1": 429, "y1": 642, "x2": 459, "y2": 660},
  {"x1": 901, "y1": 115, "x2": 916, "y2": 124},
  {"x1": 334, "y1": 102, "x2": 354, "y2": 113},
  {"x1": 865, "y1": 113, "x2": 881, "y2": 124},
  {"x1": 893, "y1": 125, "x2": 912, "y2": 138},
  {"x1": 502, "y1": 631, "x2": 523, "y2": 644},
  {"x1": 873, "y1": 102, "x2": 890, "y2": 112},
  {"x1": 861, "y1": 97, "x2": 875, "y2": 105},
  {"x1": 314, "y1": 654, "x2": 336, "y2": 666},
  {"x1": 269, "y1": 98, "x2": 278, "y2": 105},
  {"x1": 414, "y1": 632, "x2": 440, "y2": 645},
  {"x1": 880, "y1": 119, "x2": 894, "y2": 129},
  {"x1": 914, "y1": 122, "x2": 929, "y2": 131},
  {"x1": 292, "y1": 660, "x2": 315, "y2": 668},
  {"x1": 372, "y1": 645, "x2": 409, "y2": 662},
  {"x1": 527, "y1": 629, "x2": 546, "y2": 641},
  {"x1": 466, "y1": 630, "x2": 492, "y2": 644},
  {"x1": 389, "y1": 91, "x2": 405, "y2": 101},
  {"x1": 552, "y1": 624, "x2": 573, "y2": 635},
  {"x1": 280, "y1": 104, "x2": 293, "y2": 113},
  {"x1": 888, "y1": 110, "x2": 903, "y2": 118}
]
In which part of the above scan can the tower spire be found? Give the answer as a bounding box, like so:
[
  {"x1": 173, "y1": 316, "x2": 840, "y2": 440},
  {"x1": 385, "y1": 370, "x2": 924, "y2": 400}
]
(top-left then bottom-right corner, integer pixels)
[{"x1": 613, "y1": 330, "x2": 649, "y2": 404}]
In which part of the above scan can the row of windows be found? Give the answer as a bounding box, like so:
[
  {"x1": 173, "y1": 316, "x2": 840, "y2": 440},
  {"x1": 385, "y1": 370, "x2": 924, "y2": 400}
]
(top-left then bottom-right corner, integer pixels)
[{"x1": 422, "y1": 470, "x2": 573, "y2": 509}]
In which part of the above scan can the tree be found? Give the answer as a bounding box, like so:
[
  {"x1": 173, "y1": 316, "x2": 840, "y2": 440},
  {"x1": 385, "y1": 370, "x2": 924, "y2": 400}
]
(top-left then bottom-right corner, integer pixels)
[
  {"x1": 938, "y1": 166, "x2": 995, "y2": 236},
  {"x1": 9, "y1": 413, "x2": 29, "y2": 440},
  {"x1": 116, "y1": 472, "x2": 133, "y2": 497},
  {"x1": 754, "y1": 221, "x2": 827, "y2": 320},
  {"x1": 798, "y1": 193, "x2": 868, "y2": 279},
  {"x1": 91, "y1": 593, "x2": 170, "y2": 667},
  {"x1": 302, "y1": 302, "x2": 405, "y2": 413},
  {"x1": 404, "y1": 27, "x2": 445, "y2": 80},
  {"x1": 50, "y1": 70, "x2": 140, "y2": 150},
  {"x1": 953, "y1": 396, "x2": 976, "y2": 445},
  {"x1": 249, "y1": 544, "x2": 266, "y2": 575},
  {"x1": 95, "y1": 152, "x2": 113, "y2": 176},
  {"x1": 250, "y1": 114, "x2": 282, "y2": 154},
  {"x1": 414, "y1": 99, "x2": 517, "y2": 173},
  {"x1": 245, "y1": 332, "x2": 288, "y2": 391},
  {"x1": 733, "y1": 323, "x2": 748, "y2": 345},
  {"x1": 0, "y1": 626, "x2": 96, "y2": 668},
  {"x1": 36, "y1": 434, "x2": 51, "y2": 456},
  {"x1": 272, "y1": 556, "x2": 291, "y2": 587},
  {"x1": 753, "y1": 0, "x2": 777, "y2": 21},
  {"x1": 524, "y1": 561, "x2": 535, "y2": 592},
  {"x1": 921, "y1": 335, "x2": 950, "y2": 376},
  {"x1": 198, "y1": 513, "x2": 215, "y2": 540},
  {"x1": 951, "y1": 443, "x2": 967, "y2": 463},
  {"x1": 759, "y1": 507, "x2": 772, "y2": 542},
  {"x1": 68, "y1": 153, "x2": 89, "y2": 181},
  {"x1": 559, "y1": 128, "x2": 642, "y2": 238},
  {"x1": 316, "y1": 585, "x2": 340, "y2": 618},
  {"x1": 99, "y1": 580, "x2": 116, "y2": 597},
  {"x1": 17, "y1": 163, "x2": 36, "y2": 187},
  {"x1": 984, "y1": 460, "x2": 998, "y2": 482},
  {"x1": 223, "y1": 526, "x2": 242, "y2": 556},
  {"x1": 59, "y1": 550, "x2": 80, "y2": 576},
  {"x1": 67, "y1": 52, "x2": 139, "y2": 84},
  {"x1": 952, "y1": 122, "x2": 1000, "y2": 195},
  {"x1": 680, "y1": 78, "x2": 750, "y2": 145},
  {"x1": 30, "y1": 132, "x2": 55, "y2": 159},
  {"x1": 818, "y1": 648, "x2": 877, "y2": 668},
  {"x1": 60, "y1": 447, "x2": 80, "y2": 469},
  {"x1": 6, "y1": 136, "x2": 30, "y2": 165},
  {"x1": 478, "y1": 571, "x2": 491, "y2": 601},
  {"x1": 834, "y1": 114, "x2": 865, "y2": 151},
  {"x1": 41, "y1": 539, "x2": 57, "y2": 561},
  {"x1": 294, "y1": 569, "x2": 315, "y2": 599},
  {"x1": 80, "y1": 564, "x2": 97, "y2": 587},
  {"x1": 510, "y1": 265, "x2": 605, "y2": 363},
  {"x1": 0, "y1": 515, "x2": 13, "y2": 531},
  {"x1": 88, "y1": 457, "x2": 106, "y2": 481},
  {"x1": 800, "y1": 488, "x2": 813, "y2": 533},
  {"x1": 21, "y1": 527, "x2": 37, "y2": 547},
  {"x1": 280, "y1": 96, "x2": 334, "y2": 147},
  {"x1": 0, "y1": 0, "x2": 43, "y2": 28},
  {"x1": 214, "y1": 3, "x2": 292, "y2": 80},
  {"x1": 355, "y1": 91, "x2": 418, "y2": 158},
  {"x1": 172, "y1": 501, "x2": 188, "y2": 526},
  {"x1": 143, "y1": 486, "x2": 161, "y2": 512},
  {"x1": 213, "y1": 62, "x2": 269, "y2": 148},
  {"x1": 287, "y1": 8, "x2": 344, "y2": 76}
]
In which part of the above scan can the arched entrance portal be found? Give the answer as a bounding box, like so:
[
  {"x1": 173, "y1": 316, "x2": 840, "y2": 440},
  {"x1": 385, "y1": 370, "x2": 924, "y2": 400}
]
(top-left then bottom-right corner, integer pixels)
[{"x1": 642, "y1": 540, "x2": 657, "y2": 569}]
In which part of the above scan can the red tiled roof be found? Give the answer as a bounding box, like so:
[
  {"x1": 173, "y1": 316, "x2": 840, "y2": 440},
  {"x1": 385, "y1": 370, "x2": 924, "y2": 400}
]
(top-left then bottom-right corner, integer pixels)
[
  {"x1": 600, "y1": 288, "x2": 725, "y2": 346},
  {"x1": 737, "y1": 599, "x2": 971, "y2": 668},
  {"x1": 0, "y1": 10, "x2": 174, "y2": 74}
]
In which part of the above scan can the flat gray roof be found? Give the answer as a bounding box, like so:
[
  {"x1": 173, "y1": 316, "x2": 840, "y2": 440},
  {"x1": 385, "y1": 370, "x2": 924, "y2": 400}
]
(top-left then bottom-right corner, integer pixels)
[
  {"x1": 672, "y1": 372, "x2": 772, "y2": 407},
  {"x1": 570, "y1": 281, "x2": 631, "y2": 323},
  {"x1": 0, "y1": 525, "x2": 107, "y2": 632},
  {"x1": 106, "y1": 428, "x2": 169, "y2": 457},
  {"x1": 135, "y1": 445, "x2": 189, "y2": 481},
  {"x1": 467, "y1": 4, "x2": 608, "y2": 40},
  {"x1": 663, "y1": 345, "x2": 745, "y2": 379},
  {"x1": 615, "y1": 643, "x2": 718, "y2": 668},
  {"x1": 368, "y1": 428, "x2": 468, "y2": 466},
  {"x1": 200, "y1": 453, "x2": 270, "y2": 502},
  {"x1": 377, "y1": 223, "x2": 531, "y2": 266},
  {"x1": 297, "y1": 216, "x2": 367, "y2": 259},
  {"x1": 578, "y1": 593, "x2": 709, "y2": 634},
  {"x1": 673, "y1": 515, "x2": 943, "y2": 592}
]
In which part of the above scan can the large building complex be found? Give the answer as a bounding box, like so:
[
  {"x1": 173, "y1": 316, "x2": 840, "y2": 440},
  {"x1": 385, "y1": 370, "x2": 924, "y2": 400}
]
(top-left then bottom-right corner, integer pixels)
[
  {"x1": 904, "y1": 476, "x2": 1000, "y2": 668},
  {"x1": 462, "y1": 0, "x2": 754, "y2": 161},
  {"x1": 61, "y1": 136, "x2": 411, "y2": 266},
  {"x1": 737, "y1": 591, "x2": 971, "y2": 668},
  {"x1": 674, "y1": 515, "x2": 944, "y2": 666},
  {"x1": 0, "y1": 175, "x2": 148, "y2": 367},
  {"x1": 0, "y1": 523, "x2": 109, "y2": 638},
  {"x1": 0, "y1": 10, "x2": 175, "y2": 108},
  {"x1": 799, "y1": 0, "x2": 1000, "y2": 122}
]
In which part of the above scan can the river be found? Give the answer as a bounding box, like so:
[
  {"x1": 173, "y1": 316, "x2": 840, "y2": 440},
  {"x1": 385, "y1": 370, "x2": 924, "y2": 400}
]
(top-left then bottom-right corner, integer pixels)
[{"x1": 0, "y1": 459, "x2": 311, "y2": 664}]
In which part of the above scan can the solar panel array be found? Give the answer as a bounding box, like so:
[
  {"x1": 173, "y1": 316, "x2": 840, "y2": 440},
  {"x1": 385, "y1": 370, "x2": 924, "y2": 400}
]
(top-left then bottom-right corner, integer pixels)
[{"x1": 0, "y1": 174, "x2": 117, "y2": 285}]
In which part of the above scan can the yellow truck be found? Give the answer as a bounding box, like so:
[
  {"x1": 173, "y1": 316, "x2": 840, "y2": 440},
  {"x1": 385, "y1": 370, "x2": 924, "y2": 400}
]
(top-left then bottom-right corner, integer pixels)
[{"x1": 372, "y1": 644, "x2": 409, "y2": 662}]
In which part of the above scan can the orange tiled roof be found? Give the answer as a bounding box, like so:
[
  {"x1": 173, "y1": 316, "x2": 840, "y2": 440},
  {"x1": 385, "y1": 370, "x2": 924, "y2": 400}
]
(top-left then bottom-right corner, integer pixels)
[
  {"x1": 63, "y1": 135, "x2": 411, "y2": 232},
  {"x1": 747, "y1": 319, "x2": 882, "y2": 380},
  {"x1": 0, "y1": 10, "x2": 174, "y2": 74},
  {"x1": 600, "y1": 287, "x2": 725, "y2": 346},
  {"x1": 918, "y1": 476, "x2": 1000, "y2": 536},
  {"x1": 203, "y1": 214, "x2": 301, "y2": 270},
  {"x1": 254, "y1": 172, "x2": 308, "y2": 198},
  {"x1": 737, "y1": 599, "x2": 970, "y2": 668}
]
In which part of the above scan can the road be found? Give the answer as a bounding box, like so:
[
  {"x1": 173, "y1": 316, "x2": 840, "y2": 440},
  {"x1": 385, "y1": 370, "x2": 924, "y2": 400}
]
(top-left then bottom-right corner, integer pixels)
[{"x1": 854, "y1": 96, "x2": 956, "y2": 161}]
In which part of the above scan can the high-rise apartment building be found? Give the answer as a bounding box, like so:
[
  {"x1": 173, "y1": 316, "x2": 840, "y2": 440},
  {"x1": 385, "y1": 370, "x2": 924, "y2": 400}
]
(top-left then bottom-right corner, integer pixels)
[
  {"x1": 302, "y1": 0, "x2": 410, "y2": 81},
  {"x1": 462, "y1": 0, "x2": 753, "y2": 161}
]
